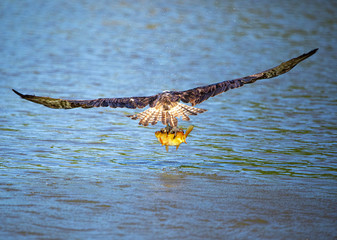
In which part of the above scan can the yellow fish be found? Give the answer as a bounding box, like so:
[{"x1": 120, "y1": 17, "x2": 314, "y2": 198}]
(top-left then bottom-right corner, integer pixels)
[{"x1": 155, "y1": 126, "x2": 194, "y2": 152}]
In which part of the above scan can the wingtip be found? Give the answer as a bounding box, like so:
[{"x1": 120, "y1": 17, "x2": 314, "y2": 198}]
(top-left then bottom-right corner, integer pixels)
[
  {"x1": 305, "y1": 48, "x2": 318, "y2": 58},
  {"x1": 288, "y1": 48, "x2": 319, "y2": 68},
  {"x1": 310, "y1": 48, "x2": 319, "y2": 54},
  {"x1": 12, "y1": 89, "x2": 23, "y2": 97}
]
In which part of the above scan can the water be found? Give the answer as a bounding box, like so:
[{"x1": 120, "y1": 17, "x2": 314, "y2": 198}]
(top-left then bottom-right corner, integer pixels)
[{"x1": 1, "y1": 0, "x2": 337, "y2": 239}]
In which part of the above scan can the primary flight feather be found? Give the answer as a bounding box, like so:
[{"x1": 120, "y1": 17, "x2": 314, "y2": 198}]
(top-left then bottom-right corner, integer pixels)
[{"x1": 13, "y1": 48, "x2": 318, "y2": 127}]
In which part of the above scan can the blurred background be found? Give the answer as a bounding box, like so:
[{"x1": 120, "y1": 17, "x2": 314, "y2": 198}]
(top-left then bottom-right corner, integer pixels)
[{"x1": 1, "y1": 0, "x2": 336, "y2": 239}]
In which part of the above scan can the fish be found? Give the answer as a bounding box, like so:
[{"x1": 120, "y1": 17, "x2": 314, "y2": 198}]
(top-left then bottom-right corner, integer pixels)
[{"x1": 155, "y1": 125, "x2": 194, "y2": 152}]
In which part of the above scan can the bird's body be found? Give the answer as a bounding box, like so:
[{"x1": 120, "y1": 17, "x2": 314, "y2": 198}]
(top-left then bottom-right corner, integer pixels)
[
  {"x1": 13, "y1": 49, "x2": 318, "y2": 130},
  {"x1": 127, "y1": 92, "x2": 206, "y2": 127}
]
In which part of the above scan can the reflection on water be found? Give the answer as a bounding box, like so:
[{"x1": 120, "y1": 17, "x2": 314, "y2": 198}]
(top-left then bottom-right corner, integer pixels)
[{"x1": 1, "y1": 0, "x2": 337, "y2": 239}]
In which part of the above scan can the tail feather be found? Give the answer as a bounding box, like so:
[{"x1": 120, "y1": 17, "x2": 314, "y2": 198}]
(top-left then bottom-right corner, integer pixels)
[
  {"x1": 161, "y1": 111, "x2": 168, "y2": 125},
  {"x1": 139, "y1": 112, "x2": 150, "y2": 126},
  {"x1": 174, "y1": 103, "x2": 191, "y2": 121},
  {"x1": 178, "y1": 103, "x2": 206, "y2": 115},
  {"x1": 150, "y1": 109, "x2": 161, "y2": 125},
  {"x1": 169, "y1": 113, "x2": 178, "y2": 127},
  {"x1": 127, "y1": 102, "x2": 207, "y2": 127},
  {"x1": 141, "y1": 108, "x2": 155, "y2": 126},
  {"x1": 181, "y1": 112, "x2": 190, "y2": 121}
]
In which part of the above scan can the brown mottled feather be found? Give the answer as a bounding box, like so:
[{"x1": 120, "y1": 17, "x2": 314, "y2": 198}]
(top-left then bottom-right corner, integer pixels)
[
  {"x1": 12, "y1": 49, "x2": 318, "y2": 127},
  {"x1": 12, "y1": 89, "x2": 157, "y2": 110},
  {"x1": 174, "y1": 48, "x2": 318, "y2": 106}
]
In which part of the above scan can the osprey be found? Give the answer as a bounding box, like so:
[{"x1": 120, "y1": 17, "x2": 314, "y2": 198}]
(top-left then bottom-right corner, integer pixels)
[{"x1": 13, "y1": 49, "x2": 317, "y2": 132}]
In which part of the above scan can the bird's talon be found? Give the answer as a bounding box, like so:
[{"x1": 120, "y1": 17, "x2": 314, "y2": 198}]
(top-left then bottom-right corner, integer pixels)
[
  {"x1": 161, "y1": 125, "x2": 173, "y2": 133},
  {"x1": 169, "y1": 127, "x2": 182, "y2": 138}
]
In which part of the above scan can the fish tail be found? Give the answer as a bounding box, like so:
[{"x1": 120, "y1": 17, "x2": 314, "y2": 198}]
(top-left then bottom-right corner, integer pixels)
[{"x1": 184, "y1": 125, "x2": 194, "y2": 138}]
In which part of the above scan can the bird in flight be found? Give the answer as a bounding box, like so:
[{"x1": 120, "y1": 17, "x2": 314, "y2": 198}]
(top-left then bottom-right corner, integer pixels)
[{"x1": 13, "y1": 49, "x2": 317, "y2": 135}]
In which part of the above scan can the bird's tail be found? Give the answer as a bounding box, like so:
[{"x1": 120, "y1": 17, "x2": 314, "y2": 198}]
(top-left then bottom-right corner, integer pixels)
[{"x1": 127, "y1": 103, "x2": 206, "y2": 127}]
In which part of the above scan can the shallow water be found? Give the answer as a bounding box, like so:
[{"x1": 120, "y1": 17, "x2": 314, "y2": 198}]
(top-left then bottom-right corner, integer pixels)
[{"x1": 1, "y1": 0, "x2": 337, "y2": 239}]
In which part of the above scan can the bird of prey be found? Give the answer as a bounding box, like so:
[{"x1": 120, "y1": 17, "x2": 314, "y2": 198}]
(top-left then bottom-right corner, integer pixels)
[{"x1": 13, "y1": 48, "x2": 318, "y2": 133}]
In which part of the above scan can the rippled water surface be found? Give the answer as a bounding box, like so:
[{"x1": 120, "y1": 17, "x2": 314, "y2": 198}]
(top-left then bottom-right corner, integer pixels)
[{"x1": 1, "y1": 0, "x2": 337, "y2": 239}]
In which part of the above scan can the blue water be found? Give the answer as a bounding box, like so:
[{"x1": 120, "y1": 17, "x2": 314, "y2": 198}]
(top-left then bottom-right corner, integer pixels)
[{"x1": 1, "y1": 0, "x2": 337, "y2": 239}]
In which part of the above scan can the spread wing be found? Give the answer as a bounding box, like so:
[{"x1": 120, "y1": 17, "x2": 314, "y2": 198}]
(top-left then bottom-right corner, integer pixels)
[
  {"x1": 12, "y1": 89, "x2": 158, "y2": 109},
  {"x1": 174, "y1": 48, "x2": 318, "y2": 106},
  {"x1": 13, "y1": 48, "x2": 318, "y2": 127}
]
